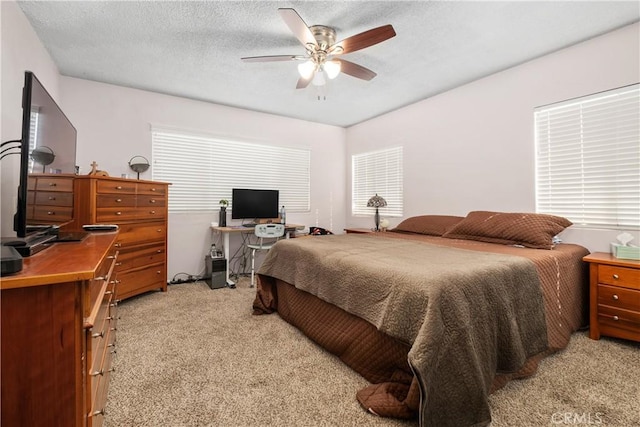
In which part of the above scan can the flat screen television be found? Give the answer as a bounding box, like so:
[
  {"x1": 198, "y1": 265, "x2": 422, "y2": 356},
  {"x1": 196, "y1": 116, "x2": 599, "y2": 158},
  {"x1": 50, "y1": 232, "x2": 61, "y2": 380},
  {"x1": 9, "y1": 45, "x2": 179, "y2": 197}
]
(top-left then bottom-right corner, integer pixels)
[
  {"x1": 231, "y1": 189, "x2": 279, "y2": 221},
  {"x1": 14, "y1": 71, "x2": 77, "y2": 238}
]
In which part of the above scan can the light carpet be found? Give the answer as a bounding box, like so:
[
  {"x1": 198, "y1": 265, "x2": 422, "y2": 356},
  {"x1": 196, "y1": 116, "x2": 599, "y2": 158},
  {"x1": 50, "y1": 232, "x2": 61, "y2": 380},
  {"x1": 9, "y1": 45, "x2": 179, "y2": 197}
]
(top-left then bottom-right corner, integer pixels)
[{"x1": 104, "y1": 279, "x2": 639, "y2": 427}]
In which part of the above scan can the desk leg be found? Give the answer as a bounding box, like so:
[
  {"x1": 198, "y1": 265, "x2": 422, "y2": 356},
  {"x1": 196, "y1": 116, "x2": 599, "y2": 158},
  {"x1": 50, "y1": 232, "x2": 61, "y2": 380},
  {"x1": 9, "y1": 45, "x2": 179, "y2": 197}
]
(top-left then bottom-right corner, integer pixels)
[{"x1": 222, "y1": 231, "x2": 235, "y2": 288}]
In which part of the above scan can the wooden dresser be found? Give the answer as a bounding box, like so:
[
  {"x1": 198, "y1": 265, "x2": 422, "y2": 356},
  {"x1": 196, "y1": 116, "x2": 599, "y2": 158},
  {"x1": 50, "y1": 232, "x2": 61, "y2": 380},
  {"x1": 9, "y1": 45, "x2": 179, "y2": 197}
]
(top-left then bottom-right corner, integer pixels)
[
  {"x1": 27, "y1": 173, "x2": 75, "y2": 225},
  {"x1": 584, "y1": 252, "x2": 640, "y2": 342},
  {"x1": 73, "y1": 176, "x2": 169, "y2": 300},
  {"x1": 1, "y1": 233, "x2": 118, "y2": 427}
]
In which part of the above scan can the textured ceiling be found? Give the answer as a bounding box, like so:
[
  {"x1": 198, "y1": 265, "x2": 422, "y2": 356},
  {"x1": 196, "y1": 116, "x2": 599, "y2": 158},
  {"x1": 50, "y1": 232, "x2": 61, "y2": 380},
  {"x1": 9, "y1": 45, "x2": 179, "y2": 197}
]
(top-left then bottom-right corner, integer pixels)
[{"x1": 17, "y1": 1, "x2": 640, "y2": 127}]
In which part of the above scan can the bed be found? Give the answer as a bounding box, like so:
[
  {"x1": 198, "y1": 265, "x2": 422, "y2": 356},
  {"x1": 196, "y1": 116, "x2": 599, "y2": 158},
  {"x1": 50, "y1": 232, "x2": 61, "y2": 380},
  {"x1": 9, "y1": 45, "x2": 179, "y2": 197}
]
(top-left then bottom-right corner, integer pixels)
[{"x1": 252, "y1": 212, "x2": 590, "y2": 427}]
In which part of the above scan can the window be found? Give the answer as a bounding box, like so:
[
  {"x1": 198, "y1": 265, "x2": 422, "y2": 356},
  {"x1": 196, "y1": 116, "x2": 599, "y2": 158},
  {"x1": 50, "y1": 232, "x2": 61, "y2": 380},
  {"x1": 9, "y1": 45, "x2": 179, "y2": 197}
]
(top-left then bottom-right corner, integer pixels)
[
  {"x1": 152, "y1": 127, "x2": 310, "y2": 213},
  {"x1": 535, "y1": 84, "x2": 639, "y2": 229},
  {"x1": 352, "y1": 146, "x2": 403, "y2": 217}
]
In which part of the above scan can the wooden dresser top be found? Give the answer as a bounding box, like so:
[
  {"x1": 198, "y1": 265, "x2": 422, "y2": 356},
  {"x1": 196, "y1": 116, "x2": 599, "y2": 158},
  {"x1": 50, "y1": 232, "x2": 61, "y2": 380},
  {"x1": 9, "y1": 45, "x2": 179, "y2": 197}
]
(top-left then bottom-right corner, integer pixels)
[{"x1": 0, "y1": 232, "x2": 118, "y2": 290}]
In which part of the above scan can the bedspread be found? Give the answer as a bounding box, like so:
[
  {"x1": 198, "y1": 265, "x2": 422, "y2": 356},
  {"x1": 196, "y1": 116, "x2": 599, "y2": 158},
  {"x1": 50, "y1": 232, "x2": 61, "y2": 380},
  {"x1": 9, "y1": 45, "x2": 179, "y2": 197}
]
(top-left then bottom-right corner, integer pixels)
[{"x1": 256, "y1": 234, "x2": 551, "y2": 426}]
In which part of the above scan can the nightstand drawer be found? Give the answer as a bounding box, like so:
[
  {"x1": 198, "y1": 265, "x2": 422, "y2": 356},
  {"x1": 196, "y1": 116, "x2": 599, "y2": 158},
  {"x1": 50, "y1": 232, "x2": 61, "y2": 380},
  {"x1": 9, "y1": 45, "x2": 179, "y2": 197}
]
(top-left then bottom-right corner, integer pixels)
[
  {"x1": 598, "y1": 304, "x2": 640, "y2": 331},
  {"x1": 598, "y1": 265, "x2": 640, "y2": 290},
  {"x1": 597, "y1": 284, "x2": 640, "y2": 312}
]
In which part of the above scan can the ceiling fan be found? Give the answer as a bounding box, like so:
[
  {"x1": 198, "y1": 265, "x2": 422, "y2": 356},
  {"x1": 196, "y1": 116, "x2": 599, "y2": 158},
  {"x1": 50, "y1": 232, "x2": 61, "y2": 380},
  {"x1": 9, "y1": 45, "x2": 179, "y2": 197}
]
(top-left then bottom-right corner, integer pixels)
[{"x1": 241, "y1": 8, "x2": 396, "y2": 90}]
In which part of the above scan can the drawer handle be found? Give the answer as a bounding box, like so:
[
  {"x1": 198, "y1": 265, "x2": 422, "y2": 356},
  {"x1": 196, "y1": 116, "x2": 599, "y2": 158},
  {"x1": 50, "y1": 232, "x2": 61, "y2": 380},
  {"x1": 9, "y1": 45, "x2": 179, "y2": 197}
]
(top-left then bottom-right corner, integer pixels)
[
  {"x1": 150, "y1": 210, "x2": 156, "y2": 214},
  {"x1": 612, "y1": 294, "x2": 619, "y2": 300},
  {"x1": 92, "y1": 331, "x2": 104, "y2": 339},
  {"x1": 116, "y1": 211, "x2": 122, "y2": 215},
  {"x1": 94, "y1": 276, "x2": 106, "y2": 281},
  {"x1": 612, "y1": 274, "x2": 619, "y2": 280},
  {"x1": 613, "y1": 315, "x2": 619, "y2": 321},
  {"x1": 92, "y1": 409, "x2": 105, "y2": 417},
  {"x1": 110, "y1": 302, "x2": 118, "y2": 308},
  {"x1": 151, "y1": 188, "x2": 157, "y2": 192},
  {"x1": 110, "y1": 279, "x2": 121, "y2": 284},
  {"x1": 114, "y1": 243, "x2": 122, "y2": 248},
  {"x1": 48, "y1": 196, "x2": 56, "y2": 200},
  {"x1": 110, "y1": 327, "x2": 118, "y2": 332},
  {"x1": 48, "y1": 182, "x2": 57, "y2": 187},
  {"x1": 150, "y1": 199, "x2": 156, "y2": 204},
  {"x1": 105, "y1": 290, "x2": 113, "y2": 295},
  {"x1": 90, "y1": 369, "x2": 104, "y2": 377},
  {"x1": 47, "y1": 211, "x2": 55, "y2": 215},
  {"x1": 116, "y1": 198, "x2": 122, "y2": 203},
  {"x1": 115, "y1": 262, "x2": 122, "y2": 266},
  {"x1": 157, "y1": 270, "x2": 161, "y2": 275},
  {"x1": 157, "y1": 229, "x2": 162, "y2": 232},
  {"x1": 115, "y1": 186, "x2": 123, "y2": 190},
  {"x1": 107, "y1": 255, "x2": 116, "y2": 259},
  {"x1": 157, "y1": 250, "x2": 162, "y2": 253},
  {"x1": 107, "y1": 343, "x2": 116, "y2": 348}
]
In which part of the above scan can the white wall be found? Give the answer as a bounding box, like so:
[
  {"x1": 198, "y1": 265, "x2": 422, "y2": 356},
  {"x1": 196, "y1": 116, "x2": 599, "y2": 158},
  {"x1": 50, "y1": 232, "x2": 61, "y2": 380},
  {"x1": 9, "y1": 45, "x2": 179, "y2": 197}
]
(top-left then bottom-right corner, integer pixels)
[
  {"x1": 1, "y1": 1, "x2": 61, "y2": 237},
  {"x1": 60, "y1": 77, "x2": 346, "y2": 279},
  {"x1": 346, "y1": 23, "x2": 640, "y2": 252}
]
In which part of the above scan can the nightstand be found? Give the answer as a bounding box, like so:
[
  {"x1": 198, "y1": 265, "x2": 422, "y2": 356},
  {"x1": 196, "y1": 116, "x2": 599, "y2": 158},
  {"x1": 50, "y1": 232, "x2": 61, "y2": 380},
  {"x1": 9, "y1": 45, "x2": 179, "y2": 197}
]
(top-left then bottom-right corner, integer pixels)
[{"x1": 583, "y1": 252, "x2": 640, "y2": 342}]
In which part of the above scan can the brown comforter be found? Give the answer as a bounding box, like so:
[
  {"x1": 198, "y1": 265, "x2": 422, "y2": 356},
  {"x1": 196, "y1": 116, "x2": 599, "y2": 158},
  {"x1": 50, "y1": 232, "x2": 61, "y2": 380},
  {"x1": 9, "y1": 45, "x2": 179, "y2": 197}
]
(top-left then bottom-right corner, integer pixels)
[{"x1": 254, "y1": 233, "x2": 589, "y2": 427}]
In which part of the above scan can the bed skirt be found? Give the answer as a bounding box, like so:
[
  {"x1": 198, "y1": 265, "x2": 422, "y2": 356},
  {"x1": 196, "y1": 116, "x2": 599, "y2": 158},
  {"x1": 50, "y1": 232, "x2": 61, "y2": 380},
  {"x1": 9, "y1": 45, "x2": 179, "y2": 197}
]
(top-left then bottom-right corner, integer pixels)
[{"x1": 253, "y1": 275, "x2": 556, "y2": 421}]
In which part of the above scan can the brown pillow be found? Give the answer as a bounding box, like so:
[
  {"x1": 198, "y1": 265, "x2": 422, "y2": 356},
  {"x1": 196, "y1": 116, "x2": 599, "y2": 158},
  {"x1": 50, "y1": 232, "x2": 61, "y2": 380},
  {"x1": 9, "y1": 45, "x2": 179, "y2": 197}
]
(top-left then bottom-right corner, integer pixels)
[
  {"x1": 391, "y1": 215, "x2": 465, "y2": 236},
  {"x1": 442, "y1": 211, "x2": 572, "y2": 249}
]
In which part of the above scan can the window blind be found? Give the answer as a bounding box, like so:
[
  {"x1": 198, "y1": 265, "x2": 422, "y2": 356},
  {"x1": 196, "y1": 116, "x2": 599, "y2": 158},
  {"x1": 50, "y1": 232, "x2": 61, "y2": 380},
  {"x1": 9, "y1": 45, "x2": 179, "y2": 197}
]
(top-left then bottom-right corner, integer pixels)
[
  {"x1": 152, "y1": 127, "x2": 310, "y2": 213},
  {"x1": 352, "y1": 146, "x2": 403, "y2": 217},
  {"x1": 535, "y1": 84, "x2": 639, "y2": 229}
]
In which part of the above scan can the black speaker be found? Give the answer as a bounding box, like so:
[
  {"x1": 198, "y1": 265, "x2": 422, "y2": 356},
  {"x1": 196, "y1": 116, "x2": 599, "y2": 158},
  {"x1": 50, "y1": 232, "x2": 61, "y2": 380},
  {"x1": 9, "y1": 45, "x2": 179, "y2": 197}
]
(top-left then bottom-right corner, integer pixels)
[{"x1": 205, "y1": 255, "x2": 226, "y2": 289}]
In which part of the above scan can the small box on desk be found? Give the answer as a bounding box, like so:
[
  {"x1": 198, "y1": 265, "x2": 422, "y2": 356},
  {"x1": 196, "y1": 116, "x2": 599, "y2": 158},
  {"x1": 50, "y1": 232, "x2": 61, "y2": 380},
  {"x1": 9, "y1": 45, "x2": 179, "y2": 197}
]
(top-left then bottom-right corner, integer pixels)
[{"x1": 204, "y1": 255, "x2": 227, "y2": 289}]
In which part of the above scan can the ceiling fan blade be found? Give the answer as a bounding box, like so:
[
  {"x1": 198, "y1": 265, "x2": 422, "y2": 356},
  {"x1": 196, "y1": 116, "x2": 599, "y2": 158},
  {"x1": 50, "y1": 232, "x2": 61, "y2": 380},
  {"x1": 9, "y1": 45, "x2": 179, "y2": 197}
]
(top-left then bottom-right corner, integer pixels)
[
  {"x1": 241, "y1": 55, "x2": 305, "y2": 62},
  {"x1": 278, "y1": 8, "x2": 318, "y2": 49},
  {"x1": 331, "y1": 24, "x2": 396, "y2": 54},
  {"x1": 335, "y1": 59, "x2": 377, "y2": 81},
  {"x1": 296, "y1": 76, "x2": 312, "y2": 89}
]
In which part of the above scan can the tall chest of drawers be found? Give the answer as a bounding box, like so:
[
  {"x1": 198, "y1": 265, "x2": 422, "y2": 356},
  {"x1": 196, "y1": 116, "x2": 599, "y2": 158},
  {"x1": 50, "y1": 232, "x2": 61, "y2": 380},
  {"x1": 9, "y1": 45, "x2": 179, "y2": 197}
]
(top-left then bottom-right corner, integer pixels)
[
  {"x1": 73, "y1": 176, "x2": 169, "y2": 300},
  {"x1": 584, "y1": 252, "x2": 640, "y2": 342}
]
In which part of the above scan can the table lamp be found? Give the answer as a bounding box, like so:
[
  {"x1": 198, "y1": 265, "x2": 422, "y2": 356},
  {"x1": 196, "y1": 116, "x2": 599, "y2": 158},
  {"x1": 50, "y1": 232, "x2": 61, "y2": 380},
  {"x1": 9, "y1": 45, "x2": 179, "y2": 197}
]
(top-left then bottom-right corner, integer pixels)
[{"x1": 367, "y1": 194, "x2": 387, "y2": 232}]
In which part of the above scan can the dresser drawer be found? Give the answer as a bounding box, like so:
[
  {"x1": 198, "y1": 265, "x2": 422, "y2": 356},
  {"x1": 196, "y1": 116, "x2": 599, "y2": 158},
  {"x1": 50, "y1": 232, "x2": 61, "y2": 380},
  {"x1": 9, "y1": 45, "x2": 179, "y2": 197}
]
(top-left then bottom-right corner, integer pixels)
[
  {"x1": 34, "y1": 176, "x2": 74, "y2": 192},
  {"x1": 137, "y1": 182, "x2": 166, "y2": 196},
  {"x1": 96, "y1": 180, "x2": 136, "y2": 194},
  {"x1": 34, "y1": 191, "x2": 74, "y2": 207},
  {"x1": 96, "y1": 194, "x2": 137, "y2": 208},
  {"x1": 96, "y1": 207, "x2": 138, "y2": 222},
  {"x1": 115, "y1": 222, "x2": 166, "y2": 247},
  {"x1": 32, "y1": 205, "x2": 73, "y2": 222},
  {"x1": 597, "y1": 284, "x2": 640, "y2": 312},
  {"x1": 116, "y1": 244, "x2": 165, "y2": 271},
  {"x1": 117, "y1": 264, "x2": 165, "y2": 298},
  {"x1": 598, "y1": 265, "x2": 640, "y2": 290}
]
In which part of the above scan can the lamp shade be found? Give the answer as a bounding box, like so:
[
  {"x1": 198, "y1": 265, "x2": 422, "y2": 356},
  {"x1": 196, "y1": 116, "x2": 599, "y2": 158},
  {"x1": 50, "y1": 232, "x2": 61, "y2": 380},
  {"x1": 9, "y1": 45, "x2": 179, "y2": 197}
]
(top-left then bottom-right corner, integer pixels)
[
  {"x1": 297, "y1": 60, "x2": 316, "y2": 79},
  {"x1": 367, "y1": 194, "x2": 387, "y2": 208},
  {"x1": 324, "y1": 60, "x2": 341, "y2": 79}
]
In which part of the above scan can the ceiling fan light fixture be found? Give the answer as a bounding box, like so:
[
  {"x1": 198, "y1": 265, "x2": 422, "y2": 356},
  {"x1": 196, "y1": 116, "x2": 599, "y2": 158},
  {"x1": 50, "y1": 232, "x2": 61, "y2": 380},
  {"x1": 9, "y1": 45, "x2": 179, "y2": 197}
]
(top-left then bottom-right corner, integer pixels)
[
  {"x1": 324, "y1": 60, "x2": 341, "y2": 79},
  {"x1": 297, "y1": 60, "x2": 316, "y2": 79},
  {"x1": 312, "y1": 70, "x2": 326, "y2": 87}
]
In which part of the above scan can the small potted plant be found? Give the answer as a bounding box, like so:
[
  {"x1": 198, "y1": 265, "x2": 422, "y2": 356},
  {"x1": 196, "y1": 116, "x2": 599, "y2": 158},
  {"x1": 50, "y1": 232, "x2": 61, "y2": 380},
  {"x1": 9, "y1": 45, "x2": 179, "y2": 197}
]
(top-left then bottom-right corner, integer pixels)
[{"x1": 219, "y1": 199, "x2": 228, "y2": 227}]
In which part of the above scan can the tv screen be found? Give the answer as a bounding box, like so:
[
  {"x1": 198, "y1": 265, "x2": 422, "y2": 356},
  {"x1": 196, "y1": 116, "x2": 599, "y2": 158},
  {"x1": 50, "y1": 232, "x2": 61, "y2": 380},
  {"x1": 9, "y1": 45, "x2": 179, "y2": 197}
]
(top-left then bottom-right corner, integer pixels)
[
  {"x1": 231, "y1": 189, "x2": 279, "y2": 220},
  {"x1": 14, "y1": 71, "x2": 77, "y2": 237}
]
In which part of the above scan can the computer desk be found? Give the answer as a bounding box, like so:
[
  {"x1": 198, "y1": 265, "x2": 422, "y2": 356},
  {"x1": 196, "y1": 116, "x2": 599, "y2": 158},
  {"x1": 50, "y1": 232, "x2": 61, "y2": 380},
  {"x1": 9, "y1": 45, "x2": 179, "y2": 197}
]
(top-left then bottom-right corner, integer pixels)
[{"x1": 210, "y1": 223, "x2": 304, "y2": 287}]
